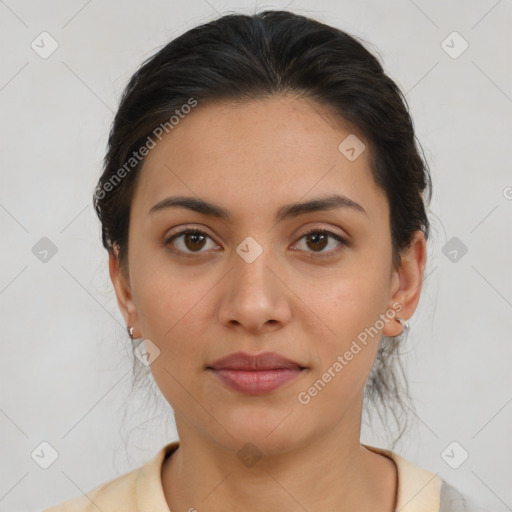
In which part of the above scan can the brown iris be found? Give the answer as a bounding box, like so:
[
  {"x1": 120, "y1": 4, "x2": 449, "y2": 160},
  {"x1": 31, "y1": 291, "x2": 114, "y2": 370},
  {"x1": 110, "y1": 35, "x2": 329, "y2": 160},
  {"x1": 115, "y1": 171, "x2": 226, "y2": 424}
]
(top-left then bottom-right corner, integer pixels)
[
  {"x1": 305, "y1": 232, "x2": 328, "y2": 252},
  {"x1": 184, "y1": 232, "x2": 207, "y2": 251}
]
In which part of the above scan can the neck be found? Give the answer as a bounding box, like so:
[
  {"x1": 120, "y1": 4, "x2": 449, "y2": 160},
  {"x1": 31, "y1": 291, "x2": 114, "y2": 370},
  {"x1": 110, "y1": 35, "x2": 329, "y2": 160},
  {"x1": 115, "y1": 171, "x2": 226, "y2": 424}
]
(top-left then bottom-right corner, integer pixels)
[{"x1": 161, "y1": 401, "x2": 397, "y2": 512}]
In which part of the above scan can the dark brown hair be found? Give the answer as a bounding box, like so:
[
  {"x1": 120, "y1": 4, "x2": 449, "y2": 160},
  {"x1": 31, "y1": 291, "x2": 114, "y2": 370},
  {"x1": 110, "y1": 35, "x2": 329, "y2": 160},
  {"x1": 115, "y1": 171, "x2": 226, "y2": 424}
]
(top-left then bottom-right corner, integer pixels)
[{"x1": 94, "y1": 10, "x2": 432, "y2": 447}]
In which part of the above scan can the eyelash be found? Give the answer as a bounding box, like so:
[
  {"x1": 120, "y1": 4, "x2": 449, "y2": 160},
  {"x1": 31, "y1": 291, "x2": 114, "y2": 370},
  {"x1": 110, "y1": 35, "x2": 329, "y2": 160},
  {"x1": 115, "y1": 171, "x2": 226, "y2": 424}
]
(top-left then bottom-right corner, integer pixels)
[{"x1": 163, "y1": 227, "x2": 348, "y2": 259}]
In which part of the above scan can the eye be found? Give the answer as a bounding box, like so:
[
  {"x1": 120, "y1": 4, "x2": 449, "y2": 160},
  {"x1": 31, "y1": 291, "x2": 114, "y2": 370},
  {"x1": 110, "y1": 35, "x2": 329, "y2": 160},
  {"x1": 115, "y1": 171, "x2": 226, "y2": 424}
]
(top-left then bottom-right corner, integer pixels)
[
  {"x1": 163, "y1": 226, "x2": 348, "y2": 258},
  {"x1": 163, "y1": 228, "x2": 219, "y2": 255},
  {"x1": 292, "y1": 228, "x2": 348, "y2": 257}
]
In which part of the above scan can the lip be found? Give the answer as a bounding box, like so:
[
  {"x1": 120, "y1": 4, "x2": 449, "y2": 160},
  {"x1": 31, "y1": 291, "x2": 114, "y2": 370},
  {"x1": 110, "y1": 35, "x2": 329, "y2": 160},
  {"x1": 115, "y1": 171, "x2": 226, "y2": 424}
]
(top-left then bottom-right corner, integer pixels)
[
  {"x1": 207, "y1": 351, "x2": 307, "y2": 395},
  {"x1": 208, "y1": 351, "x2": 305, "y2": 371}
]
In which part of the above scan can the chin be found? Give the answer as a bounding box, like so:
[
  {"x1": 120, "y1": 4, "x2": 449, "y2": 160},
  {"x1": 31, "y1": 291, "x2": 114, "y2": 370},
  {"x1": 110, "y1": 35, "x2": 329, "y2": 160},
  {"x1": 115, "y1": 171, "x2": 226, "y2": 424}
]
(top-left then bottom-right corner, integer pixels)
[{"x1": 214, "y1": 412, "x2": 308, "y2": 453}]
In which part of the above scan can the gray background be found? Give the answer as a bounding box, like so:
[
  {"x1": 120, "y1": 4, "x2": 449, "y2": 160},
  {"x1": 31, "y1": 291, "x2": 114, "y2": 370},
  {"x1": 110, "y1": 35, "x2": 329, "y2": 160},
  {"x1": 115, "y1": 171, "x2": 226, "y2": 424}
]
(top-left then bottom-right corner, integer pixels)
[{"x1": 0, "y1": 0, "x2": 511, "y2": 511}]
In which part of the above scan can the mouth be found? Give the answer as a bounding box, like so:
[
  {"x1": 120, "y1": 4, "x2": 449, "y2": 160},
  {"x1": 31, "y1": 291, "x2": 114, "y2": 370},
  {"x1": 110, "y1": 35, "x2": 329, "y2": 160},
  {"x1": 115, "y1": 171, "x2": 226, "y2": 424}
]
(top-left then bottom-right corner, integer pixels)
[{"x1": 206, "y1": 351, "x2": 307, "y2": 395}]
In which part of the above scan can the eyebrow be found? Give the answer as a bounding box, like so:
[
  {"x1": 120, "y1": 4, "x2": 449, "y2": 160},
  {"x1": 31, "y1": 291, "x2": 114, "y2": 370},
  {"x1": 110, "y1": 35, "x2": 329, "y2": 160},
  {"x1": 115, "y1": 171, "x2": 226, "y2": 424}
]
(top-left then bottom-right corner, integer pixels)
[{"x1": 148, "y1": 193, "x2": 367, "y2": 222}]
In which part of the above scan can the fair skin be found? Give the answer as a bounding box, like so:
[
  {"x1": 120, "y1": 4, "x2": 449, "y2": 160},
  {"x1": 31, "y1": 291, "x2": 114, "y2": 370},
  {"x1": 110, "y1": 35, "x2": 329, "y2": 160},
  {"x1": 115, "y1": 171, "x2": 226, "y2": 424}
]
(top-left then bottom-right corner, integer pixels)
[{"x1": 110, "y1": 95, "x2": 426, "y2": 512}]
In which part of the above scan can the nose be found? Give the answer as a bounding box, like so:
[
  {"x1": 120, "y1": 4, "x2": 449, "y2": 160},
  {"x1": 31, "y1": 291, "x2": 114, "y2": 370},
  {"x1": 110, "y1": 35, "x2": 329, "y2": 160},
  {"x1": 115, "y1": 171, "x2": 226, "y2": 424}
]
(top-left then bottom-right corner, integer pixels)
[{"x1": 216, "y1": 246, "x2": 292, "y2": 334}]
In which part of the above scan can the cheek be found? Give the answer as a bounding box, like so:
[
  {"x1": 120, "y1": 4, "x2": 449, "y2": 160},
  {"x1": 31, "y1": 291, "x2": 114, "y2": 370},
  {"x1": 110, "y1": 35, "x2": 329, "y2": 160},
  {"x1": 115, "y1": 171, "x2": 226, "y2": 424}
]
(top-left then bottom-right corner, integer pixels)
[
  {"x1": 132, "y1": 264, "x2": 213, "y2": 411},
  {"x1": 320, "y1": 262, "x2": 390, "y2": 336},
  {"x1": 299, "y1": 286, "x2": 386, "y2": 415},
  {"x1": 132, "y1": 248, "x2": 212, "y2": 331},
  {"x1": 307, "y1": 257, "x2": 391, "y2": 376},
  {"x1": 130, "y1": 254, "x2": 226, "y2": 387}
]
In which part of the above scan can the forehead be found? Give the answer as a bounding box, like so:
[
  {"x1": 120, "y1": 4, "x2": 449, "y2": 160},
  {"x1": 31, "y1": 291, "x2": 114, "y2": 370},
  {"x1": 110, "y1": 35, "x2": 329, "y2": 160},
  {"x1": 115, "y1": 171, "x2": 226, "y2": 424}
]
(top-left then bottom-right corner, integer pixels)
[{"x1": 130, "y1": 96, "x2": 388, "y2": 224}]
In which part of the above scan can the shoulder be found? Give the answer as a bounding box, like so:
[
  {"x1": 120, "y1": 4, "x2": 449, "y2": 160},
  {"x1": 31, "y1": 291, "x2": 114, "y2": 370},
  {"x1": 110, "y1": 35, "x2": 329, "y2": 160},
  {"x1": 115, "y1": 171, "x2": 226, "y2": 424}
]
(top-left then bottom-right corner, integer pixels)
[
  {"x1": 363, "y1": 443, "x2": 443, "y2": 511},
  {"x1": 363, "y1": 443, "x2": 486, "y2": 512},
  {"x1": 41, "y1": 442, "x2": 179, "y2": 512},
  {"x1": 41, "y1": 467, "x2": 139, "y2": 512}
]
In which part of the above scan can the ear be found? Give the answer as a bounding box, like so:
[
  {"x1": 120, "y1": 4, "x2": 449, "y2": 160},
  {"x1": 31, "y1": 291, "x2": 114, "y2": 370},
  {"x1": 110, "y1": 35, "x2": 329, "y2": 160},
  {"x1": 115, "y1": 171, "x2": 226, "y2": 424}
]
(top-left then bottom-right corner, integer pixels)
[
  {"x1": 109, "y1": 247, "x2": 139, "y2": 338},
  {"x1": 382, "y1": 230, "x2": 427, "y2": 337}
]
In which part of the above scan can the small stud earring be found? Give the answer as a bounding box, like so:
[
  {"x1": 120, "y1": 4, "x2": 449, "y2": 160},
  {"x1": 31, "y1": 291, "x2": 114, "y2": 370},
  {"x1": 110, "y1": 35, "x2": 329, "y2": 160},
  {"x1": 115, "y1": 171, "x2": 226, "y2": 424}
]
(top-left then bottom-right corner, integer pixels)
[
  {"x1": 395, "y1": 317, "x2": 409, "y2": 337},
  {"x1": 127, "y1": 326, "x2": 134, "y2": 339}
]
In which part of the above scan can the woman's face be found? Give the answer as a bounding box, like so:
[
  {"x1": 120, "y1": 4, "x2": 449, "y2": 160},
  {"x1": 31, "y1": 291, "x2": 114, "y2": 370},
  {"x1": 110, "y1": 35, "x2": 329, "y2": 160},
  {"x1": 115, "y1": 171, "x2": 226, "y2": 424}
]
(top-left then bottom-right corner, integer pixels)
[{"x1": 110, "y1": 95, "x2": 425, "y2": 454}]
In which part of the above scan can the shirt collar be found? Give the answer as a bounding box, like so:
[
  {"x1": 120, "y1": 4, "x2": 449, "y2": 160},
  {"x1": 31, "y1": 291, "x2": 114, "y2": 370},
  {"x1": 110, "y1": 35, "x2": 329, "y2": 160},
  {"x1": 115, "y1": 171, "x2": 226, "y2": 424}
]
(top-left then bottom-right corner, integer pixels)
[{"x1": 362, "y1": 443, "x2": 442, "y2": 512}]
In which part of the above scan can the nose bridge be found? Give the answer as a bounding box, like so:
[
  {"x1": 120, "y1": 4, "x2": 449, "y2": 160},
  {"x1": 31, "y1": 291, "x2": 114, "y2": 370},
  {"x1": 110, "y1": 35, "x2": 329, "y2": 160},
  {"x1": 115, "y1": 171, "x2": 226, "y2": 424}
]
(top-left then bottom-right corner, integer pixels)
[{"x1": 231, "y1": 239, "x2": 275, "y2": 302}]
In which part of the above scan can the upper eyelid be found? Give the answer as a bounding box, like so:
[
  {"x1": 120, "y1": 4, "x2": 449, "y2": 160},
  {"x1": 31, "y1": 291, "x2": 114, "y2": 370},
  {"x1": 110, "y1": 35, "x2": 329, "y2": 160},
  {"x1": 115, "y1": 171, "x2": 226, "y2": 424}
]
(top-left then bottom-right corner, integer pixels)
[{"x1": 165, "y1": 224, "x2": 346, "y2": 240}]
